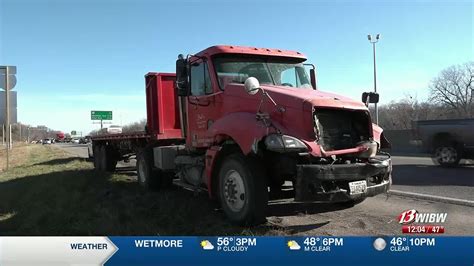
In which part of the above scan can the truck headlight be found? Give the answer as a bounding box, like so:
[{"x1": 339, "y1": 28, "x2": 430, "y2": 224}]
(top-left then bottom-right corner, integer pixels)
[{"x1": 265, "y1": 134, "x2": 308, "y2": 153}]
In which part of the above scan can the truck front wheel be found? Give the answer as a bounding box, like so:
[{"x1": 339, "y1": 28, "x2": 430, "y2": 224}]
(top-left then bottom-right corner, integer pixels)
[{"x1": 218, "y1": 153, "x2": 268, "y2": 225}]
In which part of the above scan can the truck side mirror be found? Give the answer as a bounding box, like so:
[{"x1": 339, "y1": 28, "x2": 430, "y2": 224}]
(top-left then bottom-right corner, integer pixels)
[
  {"x1": 310, "y1": 68, "x2": 317, "y2": 90},
  {"x1": 362, "y1": 92, "x2": 379, "y2": 106},
  {"x1": 176, "y1": 55, "x2": 189, "y2": 96},
  {"x1": 244, "y1": 77, "x2": 260, "y2": 95},
  {"x1": 304, "y1": 64, "x2": 317, "y2": 90}
]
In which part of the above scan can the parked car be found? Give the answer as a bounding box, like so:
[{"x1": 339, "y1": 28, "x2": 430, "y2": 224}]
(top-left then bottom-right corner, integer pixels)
[
  {"x1": 42, "y1": 139, "x2": 52, "y2": 145},
  {"x1": 71, "y1": 138, "x2": 80, "y2": 144},
  {"x1": 414, "y1": 118, "x2": 474, "y2": 166}
]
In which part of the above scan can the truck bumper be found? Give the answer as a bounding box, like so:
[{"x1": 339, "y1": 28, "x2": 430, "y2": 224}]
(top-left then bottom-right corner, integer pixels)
[{"x1": 294, "y1": 156, "x2": 392, "y2": 202}]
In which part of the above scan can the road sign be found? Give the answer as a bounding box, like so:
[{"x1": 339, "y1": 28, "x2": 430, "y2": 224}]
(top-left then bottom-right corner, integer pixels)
[
  {"x1": 71, "y1": 130, "x2": 77, "y2": 135},
  {"x1": 91, "y1": 111, "x2": 112, "y2": 120}
]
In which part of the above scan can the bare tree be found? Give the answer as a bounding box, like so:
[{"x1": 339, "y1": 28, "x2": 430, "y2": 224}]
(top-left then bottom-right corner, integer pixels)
[
  {"x1": 429, "y1": 62, "x2": 474, "y2": 118},
  {"x1": 377, "y1": 94, "x2": 461, "y2": 130},
  {"x1": 122, "y1": 119, "x2": 147, "y2": 133},
  {"x1": 378, "y1": 96, "x2": 421, "y2": 129}
]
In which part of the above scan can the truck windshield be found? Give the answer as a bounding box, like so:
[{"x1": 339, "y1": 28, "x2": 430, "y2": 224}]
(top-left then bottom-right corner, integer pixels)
[{"x1": 213, "y1": 56, "x2": 312, "y2": 90}]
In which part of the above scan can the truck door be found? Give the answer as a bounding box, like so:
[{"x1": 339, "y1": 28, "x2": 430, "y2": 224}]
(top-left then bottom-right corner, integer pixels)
[{"x1": 186, "y1": 59, "x2": 220, "y2": 148}]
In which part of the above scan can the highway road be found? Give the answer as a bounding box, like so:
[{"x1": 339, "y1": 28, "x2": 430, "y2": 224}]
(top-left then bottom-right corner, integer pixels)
[
  {"x1": 55, "y1": 143, "x2": 474, "y2": 235},
  {"x1": 391, "y1": 155, "x2": 473, "y2": 201}
]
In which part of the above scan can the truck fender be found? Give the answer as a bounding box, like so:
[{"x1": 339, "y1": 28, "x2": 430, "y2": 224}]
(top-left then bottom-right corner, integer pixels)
[
  {"x1": 372, "y1": 123, "x2": 391, "y2": 149},
  {"x1": 205, "y1": 145, "x2": 234, "y2": 198},
  {"x1": 209, "y1": 112, "x2": 279, "y2": 155},
  {"x1": 206, "y1": 112, "x2": 282, "y2": 198}
]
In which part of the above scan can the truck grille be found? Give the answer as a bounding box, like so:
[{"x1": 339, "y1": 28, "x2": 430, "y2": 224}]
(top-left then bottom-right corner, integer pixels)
[{"x1": 314, "y1": 109, "x2": 371, "y2": 151}]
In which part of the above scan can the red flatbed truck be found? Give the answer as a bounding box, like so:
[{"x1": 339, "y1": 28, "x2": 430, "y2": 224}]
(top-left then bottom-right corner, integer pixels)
[{"x1": 91, "y1": 45, "x2": 392, "y2": 225}]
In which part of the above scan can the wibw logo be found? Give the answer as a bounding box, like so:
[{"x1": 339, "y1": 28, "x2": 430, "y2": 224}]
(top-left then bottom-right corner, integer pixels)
[{"x1": 398, "y1": 209, "x2": 448, "y2": 224}]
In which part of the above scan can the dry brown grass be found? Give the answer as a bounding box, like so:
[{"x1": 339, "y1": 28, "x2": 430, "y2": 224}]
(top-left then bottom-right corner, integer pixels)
[
  {"x1": 0, "y1": 143, "x2": 33, "y2": 171},
  {"x1": 0, "y1": 144, "x2": 286, "y2": 236}
]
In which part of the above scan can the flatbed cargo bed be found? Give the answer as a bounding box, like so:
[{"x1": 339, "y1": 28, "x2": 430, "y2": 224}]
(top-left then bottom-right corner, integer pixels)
[{"x1": 91, "y1": 131, "x2": 151, "y2": 141}]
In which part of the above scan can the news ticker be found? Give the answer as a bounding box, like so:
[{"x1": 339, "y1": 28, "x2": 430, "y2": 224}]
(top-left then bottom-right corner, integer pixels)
[{"x1": 0, "y1": 236, "x2": 472, "y2": 265}]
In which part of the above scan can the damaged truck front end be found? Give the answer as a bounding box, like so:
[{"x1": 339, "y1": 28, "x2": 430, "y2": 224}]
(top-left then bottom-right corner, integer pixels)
[
  {"x1": 295, "y1": 108, "x2": 392, "y2": 202},
  {"x1": 294, "y1": 154, "x2": 392, "y2": 202},
  {"x1": 264, "y1": 107, "x2": 392, "y2": 203}
]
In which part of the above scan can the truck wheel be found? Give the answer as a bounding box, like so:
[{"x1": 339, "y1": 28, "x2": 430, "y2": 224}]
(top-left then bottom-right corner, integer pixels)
[
  {"x1": 93, "y1": 145, "x2": 106, "y2": 171},
  {"x1": 98, "y1": 146, "x2": 108, "y2": 171},
  {"x1": 433, "y1": 145, "x2": 461, "y2": 166},
  {"x1": 105, "y1": 146, "x2": 117, "y2": 172},
  {"x1": 218, "y1": 153, "x2": 268, "y2": 225},
  {"x1": 136, "y1": 149, "x2": 168, "y2": 190},
  {"x1": 93, "y1": 145, "x2": 101, "y2": 170}
]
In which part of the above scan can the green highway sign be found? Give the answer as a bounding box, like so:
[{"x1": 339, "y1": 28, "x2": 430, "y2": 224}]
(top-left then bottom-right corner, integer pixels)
[{"x1": 91, "y1": 110, "x2": 112, "y2": 120}]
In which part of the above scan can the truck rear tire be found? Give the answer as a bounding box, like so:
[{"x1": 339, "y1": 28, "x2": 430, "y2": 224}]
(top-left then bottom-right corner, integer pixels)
[
  {"x1": 217, "y1": 153, "x2": 268, "y2": 225},
  {"x1": 93, "y1": 145, "x2": 107, "y2": 171},
  {"x1": 93, "y1": 145, "x2": 101, "y2": 170},
  {"x1": 137, "y1": 148, "x2": 171, "y2": 190},
  {"x1": 98, "y1": 146, "x2": 108, "y2": 172},
  {"x1": 105, "y1": 146, "x2": 117, "y2": 172}
]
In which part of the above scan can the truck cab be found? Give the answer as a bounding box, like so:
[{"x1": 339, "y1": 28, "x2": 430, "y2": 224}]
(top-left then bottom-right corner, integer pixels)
[{"x1": 172, "y1": 45, "x2": 392, "y2": 224}]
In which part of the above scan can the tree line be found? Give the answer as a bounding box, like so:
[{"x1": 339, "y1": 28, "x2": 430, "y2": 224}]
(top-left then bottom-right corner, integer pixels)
[
  {"x1": 378, "y1": 61, "x2": 473, "y2": 130},
  {"x1": 0, "y1": 123, "x2": 61, "y2": 143}
]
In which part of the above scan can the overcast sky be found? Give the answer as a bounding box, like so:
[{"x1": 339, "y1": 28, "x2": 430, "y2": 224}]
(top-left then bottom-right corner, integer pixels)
[{"x1": 1, "y1": 0, "x2": 472, "y2": 134}]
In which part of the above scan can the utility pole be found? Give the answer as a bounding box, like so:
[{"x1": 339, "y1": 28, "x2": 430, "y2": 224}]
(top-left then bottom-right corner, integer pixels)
[
  {"x1": 5, "y1": 67, "x2": 10, "y2": 168},
  {"x1": 1, "y1": 65, "x2": 17, "y2": 170},
  {"x1": 367, "y1": 34, "x2": 381, "y2": 124},
  {"x1": 9, "y1": 124, "x2": 12, "y2": 149}
]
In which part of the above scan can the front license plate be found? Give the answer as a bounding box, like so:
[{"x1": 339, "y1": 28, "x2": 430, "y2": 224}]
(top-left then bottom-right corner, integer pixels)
[{"x1": 349, "y1": 180, "x2": 367, "y2": 195}]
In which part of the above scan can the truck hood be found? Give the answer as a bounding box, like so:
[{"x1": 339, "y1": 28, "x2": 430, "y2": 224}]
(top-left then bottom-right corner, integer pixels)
[{"x1": 261, "y1": 84, "x2": 368, "y2": 111}]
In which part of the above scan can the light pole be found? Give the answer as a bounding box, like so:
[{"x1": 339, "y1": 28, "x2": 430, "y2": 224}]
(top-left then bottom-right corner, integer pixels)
[{"x1": 367, "y1": 34, "x2": 381, "y2": 124}]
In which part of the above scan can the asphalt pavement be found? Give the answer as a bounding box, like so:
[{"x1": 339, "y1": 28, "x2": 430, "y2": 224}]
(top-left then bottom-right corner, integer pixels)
[
  {"x1": 391, "y1": 155, "x2": 474, "y2": 201},
  {"x1": 56, "y1": 143, "x2": 89, "y2": 158}
]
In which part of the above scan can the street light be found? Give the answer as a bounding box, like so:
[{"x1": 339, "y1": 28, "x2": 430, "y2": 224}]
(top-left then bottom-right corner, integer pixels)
[{"x1": 367, "y1": 34, "x2": 381, "y2": 124}]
